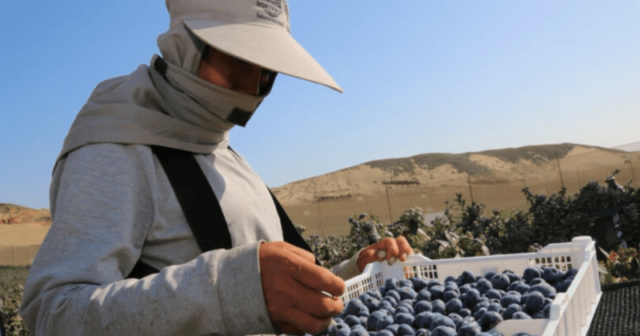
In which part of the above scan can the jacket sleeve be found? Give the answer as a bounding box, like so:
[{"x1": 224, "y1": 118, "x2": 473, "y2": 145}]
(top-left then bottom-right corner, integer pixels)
[
  {"x1": 331, "y1": 250, "x2": 363, "y2": 282},
  {"x1": 19, "y1": 144, "x2": 276, "y2": 336}
]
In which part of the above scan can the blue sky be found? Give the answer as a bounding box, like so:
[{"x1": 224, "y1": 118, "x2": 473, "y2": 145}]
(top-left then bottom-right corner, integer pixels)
[{"x1": 1, "y1": 0, "x2": 639, "y2": 209}]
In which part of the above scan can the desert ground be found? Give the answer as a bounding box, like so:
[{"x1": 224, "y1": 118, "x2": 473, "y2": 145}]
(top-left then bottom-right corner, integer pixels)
[
  {"x1": 0, "y1": 204, "x2": 52, "y2": 265},
  {"x1": 0, "y1": 224, "x2": 49, "y2": 265},
  {"x1": 0, "y1": 224, "x2": 50, "y2": 246},
  {"x1": 0, "y1": 203, "x2": 51, "y2": 246}
]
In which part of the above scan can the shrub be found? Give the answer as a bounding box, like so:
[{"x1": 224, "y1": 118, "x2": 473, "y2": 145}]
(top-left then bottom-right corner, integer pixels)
[
  {"x1": 308, "y1": 207, "x2": 492, "y2": 269},
  {"x1": 307, "y1": 170, "x2": 640, "y2": 287},
  {"x1": 523, "y1": 170, "x2": 640, "y2": 251},
  {"x1": 0, "y1": 266, "x2": 30, "y2": 336},
  {"x1": 598, "y1": 246, "x2": 640, "y2": 284}
]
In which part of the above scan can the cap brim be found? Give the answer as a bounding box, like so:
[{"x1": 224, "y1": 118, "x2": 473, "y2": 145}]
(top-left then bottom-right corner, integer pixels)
[{"x1": 184, "y1": 19, "x2": 343, "y2": 93}]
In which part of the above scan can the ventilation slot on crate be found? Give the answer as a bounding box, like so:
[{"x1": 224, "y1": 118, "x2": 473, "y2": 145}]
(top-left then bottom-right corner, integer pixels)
[
  {"x1": 412, "y1": 264, "x2": 438, "y2": 280},
  {"x1": 531, "y1": 255, "x2": 573, "y2": 271},
  {"x1": 374, "y1": 272, "x2": 384, "y2": 288},
  {"x1": 343, "y1": 271, "x2": 383, "y2": 301}
]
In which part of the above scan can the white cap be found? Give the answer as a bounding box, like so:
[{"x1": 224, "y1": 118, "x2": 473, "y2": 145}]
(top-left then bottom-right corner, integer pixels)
[{"x1": 166, "y1": 0, "x2": 343, "y2": 93}]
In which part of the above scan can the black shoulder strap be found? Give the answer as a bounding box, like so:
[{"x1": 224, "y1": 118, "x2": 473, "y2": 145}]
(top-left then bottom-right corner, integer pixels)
[
  {"x1": 127, "y1": 260, "x2": 161, "y2": 280},
  {"x1": 127, "y1": 146, "x2": 317, "y2": 279},
  {"x1": 152, "y1": 146, "x2": 233, "y2": 252},
  {"x1": 268, "y1": 190, "x2": 317, "y2": 260},
  {"x1": 227, "y1": 146, "x2": 317, "y2": 262}
]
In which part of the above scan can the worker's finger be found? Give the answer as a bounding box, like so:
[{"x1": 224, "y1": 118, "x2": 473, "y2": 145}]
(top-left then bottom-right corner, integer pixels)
[
  {"x1": 395, "y1": 236, "x2": 413, "y2": 261},
  {"x1": 265, "y1": 277, "x2": 341, "y2": 332},
  {"x1": 290, "y1": 260, "x2": 345, "y2": 298},
  {"x1": 382, "y1": 238, "x2": 400, "y2": 265},
  {"x1": 367, "y1": 240, "x2": 386, "y2": 260},
  {"x1": 281, "y1": 307, "x2": 333, "y2": 335},
  {"x1": 270, "y1": 302, "x2": 333, "y2": 335},
  {"x1": 275, "y1": 322, "x2": 305, "y2": 336},
  {"x1": 289, "y1": 280, "x2": 344, "y2": 318},
  {"x1": 261, "y1": 243, "x2": 344, "y2": 297},
  {"x1": 281, "y1": 241, "x2": 317, "y2": 265},
  {"x1": 357, "y1": 248, "x2": 379, "y2": 272}
]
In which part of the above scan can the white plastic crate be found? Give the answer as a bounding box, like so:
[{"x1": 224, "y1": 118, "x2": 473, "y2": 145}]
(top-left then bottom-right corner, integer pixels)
[{"x1": 341, "y1": 236, "x2": 602, "y2": 336}]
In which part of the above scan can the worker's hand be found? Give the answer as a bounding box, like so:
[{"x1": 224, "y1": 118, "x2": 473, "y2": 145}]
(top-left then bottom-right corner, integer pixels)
[
  {"x1": 357, "y1": 237, "x2": 413, "y2": 272},
  {"x1": 259, "y1": 241, "x2": 345, "y2": 335}
]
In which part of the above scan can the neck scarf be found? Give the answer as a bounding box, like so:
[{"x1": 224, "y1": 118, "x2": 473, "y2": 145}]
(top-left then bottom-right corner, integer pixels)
[{"x1": 55, "y1": 23, "x2": 272, "y2": 169}]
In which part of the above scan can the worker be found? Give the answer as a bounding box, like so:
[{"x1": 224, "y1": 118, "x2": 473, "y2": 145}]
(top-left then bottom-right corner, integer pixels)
[{"x1": 20, "y1": 1, "x2": 413, "y2": 335}]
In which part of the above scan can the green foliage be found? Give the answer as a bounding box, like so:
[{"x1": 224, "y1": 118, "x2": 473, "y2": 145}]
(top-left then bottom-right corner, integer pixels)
[
  {"x1": 307, "y1": 171, "x2": 640, "y2": 287},
  {"x1": 522, "y1": 170, "x2": 640, "y2": 250},
  {"x1": 1, "y1": 287, "x2": 28, "y2": 336},
  {"x1": 307, "y1": 212, "x2": 388, "y2": 268},
  {"x1": 598, "y1": 246, "x2": 640, "y2": 284},
  {"x1": 307, "y1": 233, "x2": 363, "y2": 269},
  {"x1": 1, "y1": 266, "x2": 30, "y2": 336},
  {"x1": 308, "y1": 207, "x2": 492, "y2": 267},
  {"x1": 2, "y1": 172, "x2": 637, "y2": 335},
  {"x1": 405, "y1": 208, "x2": 483, "y2": 259},
  {"x1": 449, "y1": 194, "x2": 534, "y2": 255}
]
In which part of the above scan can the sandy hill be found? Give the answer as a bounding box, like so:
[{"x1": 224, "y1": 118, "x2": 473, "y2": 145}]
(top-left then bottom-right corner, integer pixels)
[
  {"x1": 0, "y1": 204, "x2": 52, "y2": 247},
  {"x1": 272, "y1": 143, "x2": 636, "y2": 205},
  {"x1": 613, "y1": 141, "x2": 640, "y2": 152},
  {"x1": 4, "y1": 143, "x2": 635, "y2": 219},
  {"x1": 4, "y1": 143, "x2": 638, "y2": 243},
  {"x1": 1, "y1": 203, "x2": 51, "y2": 225}
]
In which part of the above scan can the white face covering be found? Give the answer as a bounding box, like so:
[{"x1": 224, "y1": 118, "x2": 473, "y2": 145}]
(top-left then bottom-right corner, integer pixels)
[
  {"x1": 55, "y1": 20, "x2": 275, "y2": 168},
  {"x1": 150, "y1": 54, "x2": 275, "y2": 129},
  {"x1": 154, "y1": 20, "x2": 278, "y2": 129}
]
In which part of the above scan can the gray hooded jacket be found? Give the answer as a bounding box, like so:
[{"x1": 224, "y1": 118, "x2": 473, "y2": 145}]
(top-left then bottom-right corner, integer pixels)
[{"x1": 19, "y1": 6, "x2": 360, "y2": 336}]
